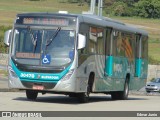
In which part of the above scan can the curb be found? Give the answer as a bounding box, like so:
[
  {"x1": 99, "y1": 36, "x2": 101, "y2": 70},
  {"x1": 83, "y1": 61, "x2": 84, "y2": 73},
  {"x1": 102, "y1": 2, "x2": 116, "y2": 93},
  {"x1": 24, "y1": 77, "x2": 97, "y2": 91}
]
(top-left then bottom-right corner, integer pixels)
[
  {"x1": 129, "y1": 91, "x2": 160, "y2": 96},
  {"x1": 0, "y1": 88, "x2": 20, "y2": 92}
]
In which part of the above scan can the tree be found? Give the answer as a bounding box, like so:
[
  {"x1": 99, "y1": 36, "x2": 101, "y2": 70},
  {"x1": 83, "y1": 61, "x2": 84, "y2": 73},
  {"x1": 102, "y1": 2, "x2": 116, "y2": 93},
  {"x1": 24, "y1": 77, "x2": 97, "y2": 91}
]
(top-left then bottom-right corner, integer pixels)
[
  {"x1": 134, "y1": 0, "x2": 160, "y2": 18},
  {"x1": 0, "y1": 26, "x2": 11, "y2": 53},
  {"x1": 104, "y1": 0, "x2": 116, "y2": 6},
  {"x1": 105, "y1": 1, "x2": 134, "y2": 16}
]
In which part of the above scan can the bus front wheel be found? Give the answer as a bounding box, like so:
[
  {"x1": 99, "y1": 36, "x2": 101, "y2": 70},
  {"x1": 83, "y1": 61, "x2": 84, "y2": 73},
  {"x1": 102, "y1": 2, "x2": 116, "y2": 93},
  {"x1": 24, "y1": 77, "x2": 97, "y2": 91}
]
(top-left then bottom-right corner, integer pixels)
[
  {"x1": 77, "y1": 74, "x2": 94, "y2": 103},
  {"x1": 26, "y1": 90, "x2": 38, "y2": 100},
  {"x1": 77, "y1": 85, "x2": 90, "y2": 103}
]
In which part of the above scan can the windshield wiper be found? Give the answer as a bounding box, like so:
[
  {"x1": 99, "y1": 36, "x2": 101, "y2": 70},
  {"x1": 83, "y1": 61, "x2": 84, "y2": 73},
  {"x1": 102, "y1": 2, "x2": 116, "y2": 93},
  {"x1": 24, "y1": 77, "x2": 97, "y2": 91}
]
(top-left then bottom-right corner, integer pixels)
[
  {"x1": 27, "y1": 26, "x2": 37, "y2": 53},
  {"x1": 46, "y1": 27, "x2": 61, "y2": 47}
]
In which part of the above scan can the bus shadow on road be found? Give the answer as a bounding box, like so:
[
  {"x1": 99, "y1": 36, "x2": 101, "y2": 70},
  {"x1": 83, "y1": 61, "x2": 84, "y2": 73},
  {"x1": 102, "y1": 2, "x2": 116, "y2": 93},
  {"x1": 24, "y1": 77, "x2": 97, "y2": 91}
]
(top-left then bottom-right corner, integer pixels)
[
  {"x1": 13, "y1": 96, "x2": 110, "y2": 105},
  {"x1": 13, "y1": 95, "x2": 148, "y2": 104}
]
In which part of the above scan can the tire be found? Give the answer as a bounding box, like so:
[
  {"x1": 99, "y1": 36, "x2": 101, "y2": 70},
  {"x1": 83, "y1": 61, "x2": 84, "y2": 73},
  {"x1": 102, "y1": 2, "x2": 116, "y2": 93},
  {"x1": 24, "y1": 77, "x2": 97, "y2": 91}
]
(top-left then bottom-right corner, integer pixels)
[
  {"x1": 77, "y1": 85, "x2": 90, "y2": 103},
  {"x1": 111, "y1": 78, "x2": 129, "y2": 100},
  {"x1": 77, "y1": 73, "x2": 94, "y2": 103},
  {"x1": 68, "y1": 93, "x2": 77, "y2": 98},
  {"x1": 111, "y1": 92, "x2": 120, "y2": 100},
  {"x1": 120, "y1": 80, "x2": 129, "y2": 100},
  {"x1": 77, "y1": 92, "x2": 89, "y2": 103},
  {"x1": 26, "y1": 90, "x2": 38, "y2": 100},
  {"x1": 146, "y1": 91, "x2": 150, "y2": 93}
]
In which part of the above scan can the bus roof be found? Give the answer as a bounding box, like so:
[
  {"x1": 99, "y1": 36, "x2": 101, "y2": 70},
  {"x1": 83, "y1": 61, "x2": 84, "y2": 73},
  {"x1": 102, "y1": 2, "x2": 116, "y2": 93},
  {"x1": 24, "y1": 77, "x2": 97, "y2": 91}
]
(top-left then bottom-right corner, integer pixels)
[
  {"x1": 80, "y1": 14, "x2": 148, "y2": 36},
  {"x1": 16, "y1": 13, "x2": 148, "y2": 36}
]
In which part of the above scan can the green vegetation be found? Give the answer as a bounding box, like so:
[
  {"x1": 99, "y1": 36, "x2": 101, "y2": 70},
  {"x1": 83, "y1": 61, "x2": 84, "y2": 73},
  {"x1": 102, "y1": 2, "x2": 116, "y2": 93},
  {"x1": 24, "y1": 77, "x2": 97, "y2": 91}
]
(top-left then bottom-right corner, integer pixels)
[
  {"x1": 0, "y1": 70, "x2": 8, "y2": 77},
  {"x1": 0, "y1": 0, "x2": 88, "y2": 53},
  {"x1": 104, "y1": 0, "x2": 160, "y2": 18},
  {"x1": 0, "y1": 26, "x2": 12, "y2": 53},
  {"x1": 134, "y1": 0, "x2": 160, "y2": 18},
  {"x1": 0, "y1": 0, "x2": 159, "y2": 64}
]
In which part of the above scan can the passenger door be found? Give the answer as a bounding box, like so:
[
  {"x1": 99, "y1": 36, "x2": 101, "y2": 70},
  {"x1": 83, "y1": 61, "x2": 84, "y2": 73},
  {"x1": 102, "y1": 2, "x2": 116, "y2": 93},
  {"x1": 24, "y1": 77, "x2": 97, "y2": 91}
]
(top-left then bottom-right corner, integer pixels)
[
  {"x1": 135, "y1": 34, "x2": 142, "y2": 77},
  {"x1": 104, "y1": 28, "x2": 114, "y2": 90}
]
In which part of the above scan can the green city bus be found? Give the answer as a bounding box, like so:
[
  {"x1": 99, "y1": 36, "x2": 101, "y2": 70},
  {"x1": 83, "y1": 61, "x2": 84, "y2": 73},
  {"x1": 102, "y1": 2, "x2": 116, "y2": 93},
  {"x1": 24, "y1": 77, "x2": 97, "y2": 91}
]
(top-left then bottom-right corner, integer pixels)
[{"x1": 4, "y1": 13, "x2": 148, "y2": 103}]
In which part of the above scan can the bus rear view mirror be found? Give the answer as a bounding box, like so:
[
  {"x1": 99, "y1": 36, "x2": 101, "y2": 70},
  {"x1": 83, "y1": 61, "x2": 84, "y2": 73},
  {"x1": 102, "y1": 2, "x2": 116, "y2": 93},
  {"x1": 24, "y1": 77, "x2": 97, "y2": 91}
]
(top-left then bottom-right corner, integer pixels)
[
  {"x1": 78, "y1": 34, "x2": 86, "y2": 49},
  {"x1": 4, "y1": 29, "x2": 12, "y2": 47}
]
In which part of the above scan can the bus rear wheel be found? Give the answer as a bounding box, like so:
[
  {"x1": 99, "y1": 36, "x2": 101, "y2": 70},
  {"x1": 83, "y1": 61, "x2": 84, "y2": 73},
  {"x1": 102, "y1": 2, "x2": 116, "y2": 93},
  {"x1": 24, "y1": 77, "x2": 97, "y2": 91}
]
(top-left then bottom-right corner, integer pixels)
[
  {"x1": 111, "y1": 79, "x2": 129, "y2": 100},
  {"x1": 26, "y1": 90, "x2": 38, "y2": 100}
]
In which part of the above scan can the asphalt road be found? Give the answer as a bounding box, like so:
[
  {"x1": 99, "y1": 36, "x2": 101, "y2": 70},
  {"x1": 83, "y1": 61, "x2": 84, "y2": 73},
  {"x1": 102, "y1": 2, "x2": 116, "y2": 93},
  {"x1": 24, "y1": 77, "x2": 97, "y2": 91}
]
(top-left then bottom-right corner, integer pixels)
[
  {"x1": 0, "y1": 65, "x2": 160, "y2": 120},
  {"x1": 0, "y1": 93, "x2": 160, "y2": 120},
  {"x1": 0, "y1": 76, "x2": 8, "y2": 89},
  {"x1": 0, "y1": 92, "x2": 160, "y2": 111}
]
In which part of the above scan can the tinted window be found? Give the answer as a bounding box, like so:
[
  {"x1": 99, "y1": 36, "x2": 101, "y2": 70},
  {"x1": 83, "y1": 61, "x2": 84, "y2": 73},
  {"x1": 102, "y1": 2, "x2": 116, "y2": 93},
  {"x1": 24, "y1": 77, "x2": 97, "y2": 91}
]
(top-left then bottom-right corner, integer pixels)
[
  {"x1": 89, "y1": 27, "x2": 97, "y2": 54},
  {"x1": 141, "y1": 36, "x2": 148, "y2": 59},
  {"x1": 97, "y1": 28, "x2": 104, "y2": 54}
]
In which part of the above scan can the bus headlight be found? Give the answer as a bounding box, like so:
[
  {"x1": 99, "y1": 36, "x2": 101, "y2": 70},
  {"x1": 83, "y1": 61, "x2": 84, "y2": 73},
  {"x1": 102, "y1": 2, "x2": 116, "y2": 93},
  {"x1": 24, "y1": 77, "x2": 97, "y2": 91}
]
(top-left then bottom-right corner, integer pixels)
[
  {"x1": 8, "y1": 66, "x2": 18, "y2": 78},
  {"x1": 61, "y1": 69, "x2": 74, "y2": 81}
]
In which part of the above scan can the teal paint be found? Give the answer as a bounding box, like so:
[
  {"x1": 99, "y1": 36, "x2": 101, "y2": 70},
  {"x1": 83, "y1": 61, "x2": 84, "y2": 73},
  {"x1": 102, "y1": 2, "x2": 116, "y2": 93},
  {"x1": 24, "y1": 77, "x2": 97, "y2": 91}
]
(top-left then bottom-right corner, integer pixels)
[
  {"x1": 105, "y1": 56, "x2": 113, "y2": 76},
  {"x1": 141, "y1": 59, "x2": 148, "y2": 78},
  {"x1": 131, "y1": 57, "x2": 148, "y2": 90},
  {"x1": 111, "y1": 57, "x2": 129, "y2": 91},
  {"x1": 20, "y1": 79, "x2": 58, "y2": 83},
  {"x1": 135, "y1": 58, "x2": 142, "y2": 77},
  {"x1": 11, "y1": 60, "x2": 71, "y2": 83}
]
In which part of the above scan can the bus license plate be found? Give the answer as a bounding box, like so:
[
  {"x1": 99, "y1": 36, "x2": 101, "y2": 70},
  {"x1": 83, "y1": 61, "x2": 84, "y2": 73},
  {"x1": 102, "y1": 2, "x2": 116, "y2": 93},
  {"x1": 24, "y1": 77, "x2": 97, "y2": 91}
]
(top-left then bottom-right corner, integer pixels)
[{"x1": 33, "y1": 85, "x2": 44, "y2": 90}]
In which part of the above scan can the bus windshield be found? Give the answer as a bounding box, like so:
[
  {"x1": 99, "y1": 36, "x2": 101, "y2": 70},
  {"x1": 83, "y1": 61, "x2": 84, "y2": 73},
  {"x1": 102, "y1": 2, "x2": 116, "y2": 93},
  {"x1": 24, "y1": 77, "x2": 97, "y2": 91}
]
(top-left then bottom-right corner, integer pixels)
[{"x1": 11, "y1": 27, "x2": 75, "y2": 67}]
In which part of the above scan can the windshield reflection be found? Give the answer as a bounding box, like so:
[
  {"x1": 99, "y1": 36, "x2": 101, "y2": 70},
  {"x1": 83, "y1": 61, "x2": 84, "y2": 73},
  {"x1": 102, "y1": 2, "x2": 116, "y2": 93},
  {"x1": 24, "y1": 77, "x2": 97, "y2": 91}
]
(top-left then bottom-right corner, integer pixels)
[{"x1": 12, "y1": 27, "x2": 75, "y2": 67}]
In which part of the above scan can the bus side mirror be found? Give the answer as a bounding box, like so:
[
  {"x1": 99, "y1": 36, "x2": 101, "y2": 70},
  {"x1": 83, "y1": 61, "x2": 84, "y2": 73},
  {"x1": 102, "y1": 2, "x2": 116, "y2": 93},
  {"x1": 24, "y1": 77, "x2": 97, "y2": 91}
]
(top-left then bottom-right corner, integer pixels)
[
  {"x1": 78, "y1": 34, "x2": 86, "y2": 49},
  {"x1": 4, "y1": 29, "x2": 12, "y2": 47}
]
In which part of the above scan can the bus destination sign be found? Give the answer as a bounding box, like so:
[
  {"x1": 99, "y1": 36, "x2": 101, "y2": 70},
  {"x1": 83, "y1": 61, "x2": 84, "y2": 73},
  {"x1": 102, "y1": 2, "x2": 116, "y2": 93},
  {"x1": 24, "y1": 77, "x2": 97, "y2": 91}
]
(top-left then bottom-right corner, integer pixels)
[{"x1": 23, "y1": 17, "x2": 69, "y2": 26}]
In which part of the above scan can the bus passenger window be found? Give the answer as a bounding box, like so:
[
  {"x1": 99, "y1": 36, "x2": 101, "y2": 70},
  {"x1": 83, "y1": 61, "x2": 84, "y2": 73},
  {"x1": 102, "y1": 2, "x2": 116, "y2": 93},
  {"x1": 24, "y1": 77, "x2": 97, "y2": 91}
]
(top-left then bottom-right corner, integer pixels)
[
  {"x1": 105, "y1": 29, "x2": 112, "y2": 55},
  {"x1": 141, "y1": 36, "x2": 148, "y2": 59},
  {"x1": 135, "y1": 35, "x2": 141, "y2": 58},
  {"x1": 89, "y1": 27, "x2": 97, "y2": 54},
  {"x1": 116, "y1": 32, "x2": 125, "y2": 56},
  {"x1": 97, "y1": 28, "x2": 104, "y2": 54}
]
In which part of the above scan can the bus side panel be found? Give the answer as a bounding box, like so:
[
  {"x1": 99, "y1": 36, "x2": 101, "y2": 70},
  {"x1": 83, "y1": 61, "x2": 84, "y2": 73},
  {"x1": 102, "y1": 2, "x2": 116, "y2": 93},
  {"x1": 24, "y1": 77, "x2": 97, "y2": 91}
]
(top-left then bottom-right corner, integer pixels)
[
  {"x1": 8, "y1": 58, "x2": 26, "y2": 89},
  {"x1": 94, "y1": 55, "x2": 113, "y2": 91},
  {"x1": 111, "y1": 56, "x2": 129, "y2": 91},
  {"x1": 140, "y1": 59, "x2": 148, "y2": 87},
  {"x1": 141, "y1": 59, "x2": 148, "y2": 79},
  {"x1": 77, "y1": 55, "x2": 114, "y2": 92},
  {"x1": 130, "y1": 59, "x2": 148, "y2": 90},
  {"x1": 76, "y1": 55, "x2": 96, "y2": 92}
]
